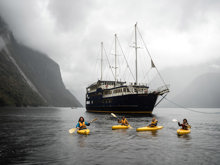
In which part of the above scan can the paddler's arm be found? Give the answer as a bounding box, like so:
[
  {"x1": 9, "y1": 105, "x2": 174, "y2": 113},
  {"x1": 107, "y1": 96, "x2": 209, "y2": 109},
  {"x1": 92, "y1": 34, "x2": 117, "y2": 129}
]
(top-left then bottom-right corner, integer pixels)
[
  {"x1": 85, "y1": 122, "x2": 90, "y2": 126},
  {"x1": 76, "y1": 123, "x2": 80, "y2": 128},
  {"x1": 148, "y1": 121, "x2": 155, "y2": 127},
  {"x1": 185, "y1": 123, "x2": 191, "y2": 129},
  {"x1": 150, "y1": 123, "x2": 157, "y2": 127},
  {"x1": 125, "y1": 119, "x2": 129, "y2": 126},
  {"x1": 118, "y1": 119, "x2": 122, "y2": 123}
]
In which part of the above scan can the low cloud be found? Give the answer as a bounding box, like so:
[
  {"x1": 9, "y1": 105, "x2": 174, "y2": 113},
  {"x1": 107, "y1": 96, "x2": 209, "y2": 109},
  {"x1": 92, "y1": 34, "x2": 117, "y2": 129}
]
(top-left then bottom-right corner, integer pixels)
[{"x1": 0, "y1": 0, "x2": 220, "y2": 104}]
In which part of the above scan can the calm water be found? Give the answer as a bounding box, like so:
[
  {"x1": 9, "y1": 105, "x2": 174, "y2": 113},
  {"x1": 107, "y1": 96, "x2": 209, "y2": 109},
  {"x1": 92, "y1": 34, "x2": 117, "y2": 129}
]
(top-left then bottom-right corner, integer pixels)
[{"x1": 0, "y1": 107, "x2": 220, "y2": 165}]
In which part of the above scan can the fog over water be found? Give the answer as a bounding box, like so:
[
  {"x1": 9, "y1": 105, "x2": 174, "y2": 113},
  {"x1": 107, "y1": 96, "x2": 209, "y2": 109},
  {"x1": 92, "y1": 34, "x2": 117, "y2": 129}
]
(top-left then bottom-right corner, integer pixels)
[{"x1": 0, "y1": 0, "x2": 220, "y2": 104}]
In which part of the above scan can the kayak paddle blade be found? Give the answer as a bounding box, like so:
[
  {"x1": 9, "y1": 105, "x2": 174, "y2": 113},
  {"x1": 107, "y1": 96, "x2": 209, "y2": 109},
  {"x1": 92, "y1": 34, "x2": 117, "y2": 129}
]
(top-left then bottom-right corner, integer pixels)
[
  {"x1": 90, "y1": 118, "x2": 98, "y2": 123},
  {"x1": 111, "y1": 113, "x2": 117, "y2": 118},
  {"x1": 69, "y1": 128, "x2": 77, "y2": 134},
  {"x1": 172, "y1": 119, "x2": 178, "y2": 122}
]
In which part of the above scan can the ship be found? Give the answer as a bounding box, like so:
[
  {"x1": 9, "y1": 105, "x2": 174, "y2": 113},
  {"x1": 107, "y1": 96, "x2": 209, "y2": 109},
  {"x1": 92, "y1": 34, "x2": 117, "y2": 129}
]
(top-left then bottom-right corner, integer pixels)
[{"x1": 86, "y1": 24, "x2": 169, "y2": 114}]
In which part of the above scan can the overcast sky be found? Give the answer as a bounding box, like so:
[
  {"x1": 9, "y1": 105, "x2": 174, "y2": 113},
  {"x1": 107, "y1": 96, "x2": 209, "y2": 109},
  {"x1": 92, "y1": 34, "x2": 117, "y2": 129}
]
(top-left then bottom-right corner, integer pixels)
[{"x1": 0, "y1": 0, "x2": 220, "y2": 104}]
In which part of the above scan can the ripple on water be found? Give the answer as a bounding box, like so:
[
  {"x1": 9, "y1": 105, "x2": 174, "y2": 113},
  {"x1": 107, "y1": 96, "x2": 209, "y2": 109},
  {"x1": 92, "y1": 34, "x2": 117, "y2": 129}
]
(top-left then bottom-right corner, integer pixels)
[{"x1": 0, "y1": 107, "x2": 220, "y2": 164}]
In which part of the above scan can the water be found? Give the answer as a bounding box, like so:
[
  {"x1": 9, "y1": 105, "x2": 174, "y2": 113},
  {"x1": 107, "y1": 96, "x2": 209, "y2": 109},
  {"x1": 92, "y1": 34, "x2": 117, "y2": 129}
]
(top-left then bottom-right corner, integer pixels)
[{"x1": 0, "y1": 107, "x2": 220, "y2": 165}]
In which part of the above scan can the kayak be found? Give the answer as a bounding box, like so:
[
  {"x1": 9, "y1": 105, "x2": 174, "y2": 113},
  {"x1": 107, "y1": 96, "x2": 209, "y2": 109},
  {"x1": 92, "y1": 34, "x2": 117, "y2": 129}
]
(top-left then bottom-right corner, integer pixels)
[
  {"x1": 177, "y1": 129, "x2": 191, "y2": 135},
  {"x1": 112, "y1": 125, "x2": 131, "y2": 130},
  {"x1": 136, "y1": 126, "x2": 163, "y2": 132},
  {"x1": 77, "y1": 129, "x2": 90, "y2": 135}
]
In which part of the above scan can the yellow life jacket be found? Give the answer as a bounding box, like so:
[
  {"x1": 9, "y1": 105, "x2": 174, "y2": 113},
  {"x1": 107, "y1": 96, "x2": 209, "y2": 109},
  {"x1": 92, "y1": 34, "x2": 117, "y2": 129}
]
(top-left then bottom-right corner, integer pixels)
[
  {"x1": 151, "y1": 120, "x2": 158, "y2": 125},
  {"x1": 121, "y1": 118, "x2": 128, "y2": 125},
  {"x1": 79, "y1": 122, "x2": 86, "y2": 129}
]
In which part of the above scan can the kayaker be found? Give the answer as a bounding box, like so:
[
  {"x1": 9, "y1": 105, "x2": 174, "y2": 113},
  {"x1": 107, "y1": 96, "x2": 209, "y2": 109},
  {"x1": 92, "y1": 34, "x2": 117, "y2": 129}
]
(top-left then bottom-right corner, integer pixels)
[
  {"x1": 178, "y1": 119, "x2": 190, "y2": 130},
  {"x1": 118, "y1": 116, "x2": 129, "y2": 126},
  {"x1": 76, "y1": 116, "x2": 90, "y2": 130},
  {"x1": 148, "y1": 117, "x2": 158, "y2": 127}
]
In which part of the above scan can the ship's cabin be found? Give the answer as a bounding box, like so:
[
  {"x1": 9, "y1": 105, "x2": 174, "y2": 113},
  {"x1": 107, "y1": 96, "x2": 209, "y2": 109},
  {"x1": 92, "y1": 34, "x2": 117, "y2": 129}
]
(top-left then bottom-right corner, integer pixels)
[
  {"x1": 86, "y1": 80, "x2": 126, "y2": 93},
  {"x1": 86, "y1": 80, "x2": 149, "y2": 98},
  {"x1": 102, "y1": 85, "x2": 149, "y2": 98}
]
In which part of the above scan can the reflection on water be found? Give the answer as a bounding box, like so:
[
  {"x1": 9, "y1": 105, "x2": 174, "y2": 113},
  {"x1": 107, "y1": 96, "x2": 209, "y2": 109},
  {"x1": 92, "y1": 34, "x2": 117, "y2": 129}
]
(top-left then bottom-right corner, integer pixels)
[
  {"x1": 0, "y1": 107, "x2": 220, "y2": 164},
  {"x1": 136, "y1": 130, "x2": 159, "y2": 139},
  {"x1": 112, "y1": 129, "x2": 130, "y2": 135},
  {"x1": 77, "y1": 135, "x2": 88, "y2": 148},
  {"x1": 177, "y1": 134, "x2": 192, "y2": 140},
  {"x1": 151, "y1": 130, "x2": 158, "y2": 136}
]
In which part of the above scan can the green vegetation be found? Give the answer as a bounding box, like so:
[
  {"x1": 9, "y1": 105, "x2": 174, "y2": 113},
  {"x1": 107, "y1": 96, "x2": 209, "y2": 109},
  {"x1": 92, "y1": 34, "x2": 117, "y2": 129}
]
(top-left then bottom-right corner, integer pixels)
[
  {"x1": 0, "y1": 15, "x2": 81, "y2": 107},
  {"x1": 0, "y1": 50, "x2": 46, "y2": 106}
]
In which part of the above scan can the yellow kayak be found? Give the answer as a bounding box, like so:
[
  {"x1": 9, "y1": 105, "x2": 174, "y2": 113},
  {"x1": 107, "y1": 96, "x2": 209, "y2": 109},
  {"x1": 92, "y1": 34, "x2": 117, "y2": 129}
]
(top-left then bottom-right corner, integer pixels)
[
  {"x1": 136, "y1": 126, "x2": 163, "y2": 132},
  {"x1": 112, "y1": 125, "x2": 131, "y2": 130},
  {"x1": 77, "y1": 129, "x2": 90, "y2": 135},
  {"x1": 177, "y1": 129, "x2": 191, "y2": 135}
]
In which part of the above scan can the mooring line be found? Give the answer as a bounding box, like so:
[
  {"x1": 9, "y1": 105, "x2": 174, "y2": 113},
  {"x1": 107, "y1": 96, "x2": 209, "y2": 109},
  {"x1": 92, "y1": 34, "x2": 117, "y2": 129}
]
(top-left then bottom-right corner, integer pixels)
[{"x1": 164, "y1": 97, "x2": 220, "y2": 114}]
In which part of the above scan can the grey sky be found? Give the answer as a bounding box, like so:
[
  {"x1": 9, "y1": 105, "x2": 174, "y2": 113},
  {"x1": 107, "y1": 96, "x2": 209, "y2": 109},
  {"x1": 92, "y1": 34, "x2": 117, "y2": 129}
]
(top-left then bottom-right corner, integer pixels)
[{"x1": 0, "y1": 0, "x2": 220, "y2": 104}]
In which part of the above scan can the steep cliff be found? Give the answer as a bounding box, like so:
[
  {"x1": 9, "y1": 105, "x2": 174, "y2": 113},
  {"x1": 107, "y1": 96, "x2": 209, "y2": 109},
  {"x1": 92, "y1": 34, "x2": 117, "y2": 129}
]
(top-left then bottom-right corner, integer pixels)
[{"x1": 0, "y1": 16, "x2": 81, "y2": 107}]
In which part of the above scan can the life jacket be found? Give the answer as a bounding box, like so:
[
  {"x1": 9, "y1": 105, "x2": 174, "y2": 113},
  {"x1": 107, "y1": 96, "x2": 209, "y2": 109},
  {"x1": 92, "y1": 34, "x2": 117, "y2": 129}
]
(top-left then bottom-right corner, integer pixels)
[
  {"x1": 182, "y1": 123, "x2": 190, "y2": 130},
  {"x1": 150, "y1": 120, "x2": 158, "y2": 126},
  {"x1": 121, "y1": 118, "x2": 128, "y2": 125},
  {"x1": 79, "y1": 122, "x2": 86, "y2": 129}
]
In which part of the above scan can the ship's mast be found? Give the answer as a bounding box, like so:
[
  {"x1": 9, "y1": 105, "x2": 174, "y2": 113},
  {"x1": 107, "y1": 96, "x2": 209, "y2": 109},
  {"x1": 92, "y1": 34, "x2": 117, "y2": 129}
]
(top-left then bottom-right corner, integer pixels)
[
  {"x1": 100, "y1": 42, "x2": 103, "y2": 81},
  {"x1": 135, "y1": 23, "x2": 138, "y2": 85},
  {"x1": 114, "y1": 34, "x2": 117, "y2": 84}
]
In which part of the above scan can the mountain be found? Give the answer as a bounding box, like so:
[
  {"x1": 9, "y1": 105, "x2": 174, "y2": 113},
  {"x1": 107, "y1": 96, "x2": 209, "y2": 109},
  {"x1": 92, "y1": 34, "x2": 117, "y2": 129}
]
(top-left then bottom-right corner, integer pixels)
[
  {"x1": 0, "y1": 46, "x2": 47, "y2": 106},
  {"x1": 0, "y1": 16, "x2": 82, "y2": 107},
  {"x1": 171, "y1": 72, "x2": 220, "y2": 108},
  {"x1": 154, "y1": 61, "x2": 220, "y2": 108}
]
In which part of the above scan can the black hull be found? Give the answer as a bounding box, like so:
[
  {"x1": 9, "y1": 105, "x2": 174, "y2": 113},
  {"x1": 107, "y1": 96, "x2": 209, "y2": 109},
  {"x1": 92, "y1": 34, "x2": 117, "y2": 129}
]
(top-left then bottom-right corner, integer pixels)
[{"x1": 86, "y1": 93, "x2": 159, "y2": 114}]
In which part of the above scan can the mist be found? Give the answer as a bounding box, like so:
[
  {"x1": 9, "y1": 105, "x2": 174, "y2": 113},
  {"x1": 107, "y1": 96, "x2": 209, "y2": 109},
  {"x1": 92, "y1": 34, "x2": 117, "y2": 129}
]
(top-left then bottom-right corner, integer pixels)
[{"x1": 0, "y1": 0, "x2": 220, "y2": 104}]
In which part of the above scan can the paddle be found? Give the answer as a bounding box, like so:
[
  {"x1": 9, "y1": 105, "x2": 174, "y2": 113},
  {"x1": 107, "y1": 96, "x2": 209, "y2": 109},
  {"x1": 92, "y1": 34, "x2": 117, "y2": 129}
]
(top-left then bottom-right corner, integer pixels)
[
  {"x1": 111, "y1": 113, "x2": 119, "y2": 119},
  {"x1": 172, "y1": 119, "x2": 178, "y2": 122},
  {"x1": 89, "y1": 118, "x2": 98, "y2": 123},
  {"x1": 69, "y1": 118, "x2": 98, "y2": 134},
  {"x1": 69, "y1": 128, "x2": 77, "y2": 134},
  {"x1": 111, "y1": 113, "x2": 132, "y2": 129}
]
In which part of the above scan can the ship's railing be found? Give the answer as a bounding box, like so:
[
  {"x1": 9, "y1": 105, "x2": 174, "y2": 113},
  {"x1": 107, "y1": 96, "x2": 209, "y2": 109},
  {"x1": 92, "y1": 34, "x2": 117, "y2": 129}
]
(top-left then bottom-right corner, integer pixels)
[
  {"x1": 125, "y1": 82, "x2": 148, "y2": 87},
  {"x1": 153, "y1": 85, "x2": 170, "y2": 95},
  {"x1": 128, "y1": 85, "x2": 134, "y2": 94},
  {"x1": 87, "y1": 88, "x2": 97, "y2": 93},
  {"x1": 100, "y1": 84, "x2": 115, "y2": 89},
  {"x1": 103, "y1": 91, "x2": 131, "y2": 98},
  {"x1": 87, "y1": 82, "x2": 148, "y2": 92},
  {"x1": 102, "y1": 86, "x2": 149, "y2": 98}
]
